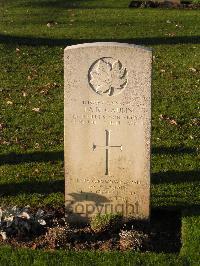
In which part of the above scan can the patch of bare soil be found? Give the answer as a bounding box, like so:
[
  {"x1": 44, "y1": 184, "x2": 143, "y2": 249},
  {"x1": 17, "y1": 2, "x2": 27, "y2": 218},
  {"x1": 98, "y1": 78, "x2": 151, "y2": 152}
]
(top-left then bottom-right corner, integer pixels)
[{"x1": 0, "y1": 208, "x2": 181, "y2": 253}]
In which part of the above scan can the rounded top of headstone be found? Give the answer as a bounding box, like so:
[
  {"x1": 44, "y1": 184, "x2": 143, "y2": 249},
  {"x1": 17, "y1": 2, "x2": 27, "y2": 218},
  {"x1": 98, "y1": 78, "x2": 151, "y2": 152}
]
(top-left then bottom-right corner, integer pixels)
[{"x1": 64, "y1": 42, "x2": 152, "y2": 53}]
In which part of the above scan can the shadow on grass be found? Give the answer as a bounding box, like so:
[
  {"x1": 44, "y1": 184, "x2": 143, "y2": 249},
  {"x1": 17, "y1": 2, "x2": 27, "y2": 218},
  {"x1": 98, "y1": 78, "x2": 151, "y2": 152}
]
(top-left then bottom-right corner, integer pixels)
[
  {"x1": 153, "y1": 198, "x2": 200, "y2": 211},
  {"x1": 0, "y1": 148, "x2": 199, "y2": 201},
  {"x1": 152, "y1": 146, "x2": 197, "y2": 155},
  {"x1": 0, "y1": 146, "x2": 197, "y2": 165},
  {"x1": 0, "y1": 180, "x2": 64, "y2": 195},
  {"x1": 152, "y1": 170, "x2": 200, "y2": 184},
  {"x1": 0, "y1": 34, "x2": 199, "y2": 47},
  {"x1": 0, "y1": 151, "x2": 63, "y2": 166},
  {"x1": 19, "y1": 0, "x2": 128, "y2": 9},
  {"x1": 182, "y1": 207, "x2": 200, "y2": 218}
]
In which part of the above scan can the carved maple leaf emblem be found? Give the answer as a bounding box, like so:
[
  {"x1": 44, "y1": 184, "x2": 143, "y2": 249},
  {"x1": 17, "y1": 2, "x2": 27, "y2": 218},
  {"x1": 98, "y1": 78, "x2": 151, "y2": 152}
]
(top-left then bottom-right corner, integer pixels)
[{"x1": 89, "y1": 58, "x2": 127, "y2": 96}]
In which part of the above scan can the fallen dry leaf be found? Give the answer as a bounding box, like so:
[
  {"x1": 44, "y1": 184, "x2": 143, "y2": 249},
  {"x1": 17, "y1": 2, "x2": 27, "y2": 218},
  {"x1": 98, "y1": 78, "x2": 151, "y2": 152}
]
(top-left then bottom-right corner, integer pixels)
[
  {"x1": 14, "y1": 137, "x2": 20, "y2": 144},
  {"x1": 47, "y1": 21, "x2": 58, "y2": 27},
  {"x1": 6, "y1": 100, "x2": 13, "y2": 105},
  {"x1": 22, "y1": 91, "x2": 27, "y2": 97},
  {"x1": 20, "y1": 143, "x2": 27, "y2": 150},
  {"x1": 40, "y1": 89, "x2": 47, "y2": 95},
  {"x1": 35, "y1": 143, "x2": 40, "y2": 149},
  {"x1": 159, "y1": 114, "x2": 178, "y2": 126},
  {"x1": 0, "y1": 123, "x2": 6, "y2": 131},
  {"x1": 165, "y1": 32, "x2": 176, "y2": 37},
  {"x1": 32, "y1": 107, "x2": 40, "y2": 112},
  {"x1": 189, "y1": 67, "x2": 197, "y2": 72},
  {"x1": 191, "y1": 118, "x2": 200, "y2": 126},
  {"x1": 169, "y1": 119, "x2": 178, "y2": 125},
  {"x1": 1, "y1": 140, "x2": 10, "y2": 145}
]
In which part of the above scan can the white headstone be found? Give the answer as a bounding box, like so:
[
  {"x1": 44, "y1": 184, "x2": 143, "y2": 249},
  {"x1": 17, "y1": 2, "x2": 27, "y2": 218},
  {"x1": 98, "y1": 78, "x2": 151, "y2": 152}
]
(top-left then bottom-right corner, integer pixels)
[{"x1": 64, "y1": 42, "x2": 152, "y2": 223}]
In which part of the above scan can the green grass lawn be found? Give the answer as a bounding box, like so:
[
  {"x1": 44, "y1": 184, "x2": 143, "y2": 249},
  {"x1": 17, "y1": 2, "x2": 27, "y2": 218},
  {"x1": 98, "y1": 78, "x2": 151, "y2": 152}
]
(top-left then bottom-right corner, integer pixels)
[{"x1": 0, "y1": 0, "x2": 200, "y2": 264}]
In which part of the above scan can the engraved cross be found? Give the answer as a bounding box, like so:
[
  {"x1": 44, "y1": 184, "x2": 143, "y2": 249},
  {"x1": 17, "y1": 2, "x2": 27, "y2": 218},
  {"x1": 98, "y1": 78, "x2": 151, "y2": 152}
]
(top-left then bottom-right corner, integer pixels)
[{"x1": 93, "y1": 130, "x2": 122, "y2": 175}]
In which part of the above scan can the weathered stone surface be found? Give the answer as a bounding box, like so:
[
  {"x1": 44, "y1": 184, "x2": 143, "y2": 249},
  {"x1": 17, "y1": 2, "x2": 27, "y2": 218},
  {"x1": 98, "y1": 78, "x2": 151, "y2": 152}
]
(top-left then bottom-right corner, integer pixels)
[{"x1": 64, "y1": 42, "x2": 152, "y2": 223}]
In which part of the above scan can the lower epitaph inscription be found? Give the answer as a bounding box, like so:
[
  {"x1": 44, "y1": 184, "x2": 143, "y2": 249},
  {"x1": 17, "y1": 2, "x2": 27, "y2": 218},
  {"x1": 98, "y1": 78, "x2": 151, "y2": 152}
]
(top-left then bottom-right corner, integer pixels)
[{"x1": 64, "y1": 43, "x2": 152, "y2": 223}]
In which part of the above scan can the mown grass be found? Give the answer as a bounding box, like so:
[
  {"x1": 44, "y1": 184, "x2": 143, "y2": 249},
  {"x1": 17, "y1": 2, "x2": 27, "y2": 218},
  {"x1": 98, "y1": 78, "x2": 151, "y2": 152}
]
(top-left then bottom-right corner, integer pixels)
[
  {"x1": 0, "y1": 246, "x2": 185, "y2": 266},
  {"x1": 0, "y1": 0, "x2": 199, "y2": 264}
]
